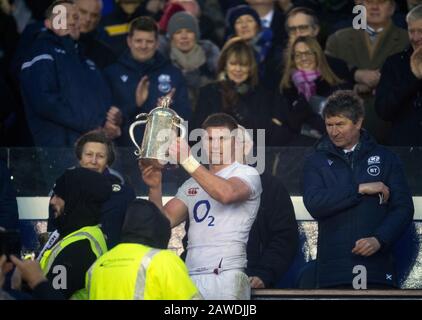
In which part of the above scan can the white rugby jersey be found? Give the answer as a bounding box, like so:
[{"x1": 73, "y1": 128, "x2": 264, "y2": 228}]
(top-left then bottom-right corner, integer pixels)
[{"x1": 175, "y1": 162, "x2": 262, "y2": 275}]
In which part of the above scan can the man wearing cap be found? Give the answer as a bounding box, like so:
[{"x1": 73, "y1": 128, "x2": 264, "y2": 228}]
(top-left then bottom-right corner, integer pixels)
[
  {"x1": 36, "y1": 167, "x2": 112, "y2": 299},
  {"x1": 160, "y1": 11, "x2": 220, "y2": 107}
]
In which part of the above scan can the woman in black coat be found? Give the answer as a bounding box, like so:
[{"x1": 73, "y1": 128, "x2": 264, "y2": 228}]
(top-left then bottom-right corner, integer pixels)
[{"x1": 275, "y1": 36, "x2": 351, "y2": 145}]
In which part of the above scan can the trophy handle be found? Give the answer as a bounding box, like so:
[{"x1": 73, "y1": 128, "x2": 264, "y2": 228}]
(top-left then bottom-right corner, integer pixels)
[
  {"x1": 129, "y1": 113, "x2": 149, "y2": 157},
  {"x1": 173, "y1": 116, "x2": 186, "y2": 140}
]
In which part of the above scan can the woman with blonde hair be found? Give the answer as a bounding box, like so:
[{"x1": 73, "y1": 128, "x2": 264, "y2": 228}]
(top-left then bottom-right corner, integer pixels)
[
  {"x1": 281, "y1": 36, "x2": 344, "y2": 93},
  {"x1": 275, "y1": 36, "x2": 351, "y2": 143}
]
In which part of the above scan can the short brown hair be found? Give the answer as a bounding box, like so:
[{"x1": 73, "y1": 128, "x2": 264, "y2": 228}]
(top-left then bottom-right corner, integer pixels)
[
  {"x1": 218, "y1": 37, "x2": 258, "y2": 88},
  {"x1": 201, "y1": 113, "x2": 239, "y2": 132},
  {"x1": 323, "y1": 90, "x2": 365, "y2": 124},
  {"x1": 286, "y1": 7, "x2": 320, "y2": 31},
  {"x1": 129, "y1": 16, "x2": 159, "y2": 38},
  {"x1": 75, "y1": 130, "x2": 116, "y2": 166}
]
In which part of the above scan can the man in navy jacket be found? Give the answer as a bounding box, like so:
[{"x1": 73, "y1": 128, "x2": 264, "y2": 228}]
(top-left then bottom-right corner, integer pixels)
[
  {"x1": 104, "y1": 16, "x2": 192, "y2": 147},
  {"x1": 20, "y1": 1, "x2": 121, "y2": 147},
  {"x1": 303, "y1": 90, "x2": 414, "y2": 288}
]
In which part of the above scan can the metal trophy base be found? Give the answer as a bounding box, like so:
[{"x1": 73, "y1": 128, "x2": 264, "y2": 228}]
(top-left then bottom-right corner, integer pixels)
[{"x1": 138, "y1": 157, "x2": 178, "y2": 170}]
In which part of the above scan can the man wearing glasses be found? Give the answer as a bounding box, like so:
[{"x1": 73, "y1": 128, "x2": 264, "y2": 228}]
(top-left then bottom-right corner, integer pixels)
[{"x1": 285, "y1": 7, "x2": 353, "y2": 84}]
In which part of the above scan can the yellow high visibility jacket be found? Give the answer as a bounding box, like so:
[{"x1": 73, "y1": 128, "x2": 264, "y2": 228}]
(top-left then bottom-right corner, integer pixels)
[
  {"x1": 86, "y1": 243, "x2": 202, "y2": 300},
  {"x1": 40, "y1": 225, "x2": 107, "y2": 300}
]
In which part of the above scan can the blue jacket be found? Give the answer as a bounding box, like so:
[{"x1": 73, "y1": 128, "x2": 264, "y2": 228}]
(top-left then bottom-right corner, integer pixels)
[
  {"x1": 0, "y1": 161, "x2": 19, "y2": 230},
  {"x1": 48, "y1": 167, "x2": 136, "y2": 249},
  {"x1": 104, "y1": 51, "x2": 192, "y2": 146},
  {"x1": 20, "y1": 31, "x2": 111, "y2": 147},
  {"x1": 303, "y1": 130, "x2": 414, "y2": 288}
]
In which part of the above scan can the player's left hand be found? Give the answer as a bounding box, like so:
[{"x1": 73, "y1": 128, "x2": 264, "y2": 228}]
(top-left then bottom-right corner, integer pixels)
[
  {"x1": 352, "y1": 237, "x2": 381, "y2": 257},
  {"x1": 169, "y1": 137, "x2": 190, "y2": 164}
]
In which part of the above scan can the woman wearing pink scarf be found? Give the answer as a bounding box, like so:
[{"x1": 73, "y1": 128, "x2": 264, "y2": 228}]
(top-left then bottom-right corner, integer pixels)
[{"x1": 273, "y1": 36, "x2": 351, "y2": 145}]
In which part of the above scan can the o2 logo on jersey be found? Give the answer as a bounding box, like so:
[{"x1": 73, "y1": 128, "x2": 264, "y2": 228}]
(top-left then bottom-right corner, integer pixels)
[{"x1": 193, "y1": 200, "x2": 215, "y2": 227}]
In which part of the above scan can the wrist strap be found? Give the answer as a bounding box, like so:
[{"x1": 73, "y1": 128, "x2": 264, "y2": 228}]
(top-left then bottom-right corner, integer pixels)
[{"x1": 181, "y1": 155, "x2": 200, "y2": 174}]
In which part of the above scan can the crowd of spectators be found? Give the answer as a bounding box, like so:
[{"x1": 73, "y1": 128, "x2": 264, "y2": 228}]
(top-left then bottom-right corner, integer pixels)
[
  {"x1": 0, "y1": 0, "x2": 421, "y2": 148},
  {"x1": 0, "y1": 0, "x2": 421, "y2": 300}
]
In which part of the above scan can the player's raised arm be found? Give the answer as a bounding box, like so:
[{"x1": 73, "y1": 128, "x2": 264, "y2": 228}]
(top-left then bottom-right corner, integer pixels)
[{"x1": 139, "y1": 161, "x2": 188, "y2": 227}]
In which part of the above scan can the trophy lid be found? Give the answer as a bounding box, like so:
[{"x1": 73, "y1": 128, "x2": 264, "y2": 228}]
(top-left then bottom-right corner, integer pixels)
[
  {"x1": 161, "y1": 95, "x2": 171, "y2": 108},
  {"x1": 157, "y1": 90, "x2": 174, "y2": 109},
  {"x1": 149, "y1": 90, "x2": 180, "y2": 117}
]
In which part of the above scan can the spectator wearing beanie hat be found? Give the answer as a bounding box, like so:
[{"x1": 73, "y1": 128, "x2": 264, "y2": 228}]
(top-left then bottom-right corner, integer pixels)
[
  {"x1": 225, "y1": 4, "x2": 279, "y2": 86},
  {"x1": 175, "y1": 0, "x2": 223, "y2": 46},
  {"x1": 168, "y1": 11, "x2": 201, "y2": 41},
  {"x1": 159, "y1": 12, "x2": 220, "y2": 108},
  {"x1": 226, "y1": 4, "x2": 262, "y2": 41}
]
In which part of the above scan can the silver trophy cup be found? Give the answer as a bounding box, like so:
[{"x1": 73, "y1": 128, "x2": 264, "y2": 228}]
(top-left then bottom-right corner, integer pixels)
[{"x1": 129, "y1": 93, "x2": 186, "y2": 167}]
